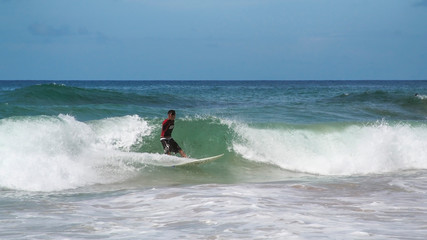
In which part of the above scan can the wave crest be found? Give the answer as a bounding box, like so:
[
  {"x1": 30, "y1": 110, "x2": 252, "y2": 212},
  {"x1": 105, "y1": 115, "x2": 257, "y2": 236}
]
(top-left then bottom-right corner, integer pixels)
[
  {"x1": 231, "y1": 120, "x2": 427, "y2": 175},
  {"x1": 0, "y1": 114, "x2": 152, "y2": 191}
]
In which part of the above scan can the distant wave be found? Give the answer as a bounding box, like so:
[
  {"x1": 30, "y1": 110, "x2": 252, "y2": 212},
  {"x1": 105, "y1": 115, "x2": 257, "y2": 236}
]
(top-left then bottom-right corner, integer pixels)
[
  {"x1": 323, "y1": 90, "x2": 427, "y2": 120},
  {"x1": 0, "y1": 83, "x2": 176, "y2": 106},
  {"x1": 332, "y1": 90, "x2": 426, "y2": 105}
]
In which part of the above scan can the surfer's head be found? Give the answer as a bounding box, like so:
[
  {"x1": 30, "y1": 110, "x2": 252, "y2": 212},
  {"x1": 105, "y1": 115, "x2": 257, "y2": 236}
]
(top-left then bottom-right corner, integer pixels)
[
  {"x1": 168, "y1": 110, "x2": 176, "y2": 120},
  {"x1": 168, "y1": 110, "x2": 176, "y2": 115}
]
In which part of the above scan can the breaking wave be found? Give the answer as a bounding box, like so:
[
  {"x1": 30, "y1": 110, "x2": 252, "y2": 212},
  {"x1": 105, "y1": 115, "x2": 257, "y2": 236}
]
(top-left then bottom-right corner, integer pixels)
[{"x1": 1, "y1": 114, "x2": 427, "y2": 192}]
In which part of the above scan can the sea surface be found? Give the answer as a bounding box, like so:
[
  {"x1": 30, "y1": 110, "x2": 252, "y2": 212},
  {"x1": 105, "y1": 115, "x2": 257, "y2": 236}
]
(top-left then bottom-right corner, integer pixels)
[{"x1": 1, "y1": 80, "x2": 426, "y2": 239}]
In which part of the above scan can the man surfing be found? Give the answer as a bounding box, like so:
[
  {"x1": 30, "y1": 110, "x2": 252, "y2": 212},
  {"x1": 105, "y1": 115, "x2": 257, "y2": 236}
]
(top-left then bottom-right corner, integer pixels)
[{"x1": 160, "y1": 110, "x2": 187, "y2": 157}]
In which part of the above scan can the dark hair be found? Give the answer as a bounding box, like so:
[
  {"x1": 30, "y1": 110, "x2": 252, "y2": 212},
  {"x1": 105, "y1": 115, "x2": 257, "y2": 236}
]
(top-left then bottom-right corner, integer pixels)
[{"x1": 168, "y1": 110, "x2": 176, "y2": 115}]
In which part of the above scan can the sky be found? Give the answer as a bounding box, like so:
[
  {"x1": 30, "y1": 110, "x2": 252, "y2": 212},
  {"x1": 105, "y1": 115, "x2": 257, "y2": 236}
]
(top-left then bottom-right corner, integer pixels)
[{"x1": 0, "y1": 0, "x2": 426, "y2": 80}]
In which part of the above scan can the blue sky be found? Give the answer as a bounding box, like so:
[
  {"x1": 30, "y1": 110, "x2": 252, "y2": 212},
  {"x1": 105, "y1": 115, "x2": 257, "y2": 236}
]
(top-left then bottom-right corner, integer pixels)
[{"x1": 0, "y1": 0, "x2": 426, "y2": 80}]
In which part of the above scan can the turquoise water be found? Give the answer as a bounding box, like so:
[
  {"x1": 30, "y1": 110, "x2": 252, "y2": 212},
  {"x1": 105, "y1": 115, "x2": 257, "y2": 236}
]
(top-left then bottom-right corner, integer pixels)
[{"x1": 1, "y1": 80, "x2": 427, "y2": 239}]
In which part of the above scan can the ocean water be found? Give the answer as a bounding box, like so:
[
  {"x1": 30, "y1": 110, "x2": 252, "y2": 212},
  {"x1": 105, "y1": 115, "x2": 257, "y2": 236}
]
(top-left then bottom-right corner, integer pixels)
[{"x1": 0, "y1": 80, "x2": 426, "y2": 239}]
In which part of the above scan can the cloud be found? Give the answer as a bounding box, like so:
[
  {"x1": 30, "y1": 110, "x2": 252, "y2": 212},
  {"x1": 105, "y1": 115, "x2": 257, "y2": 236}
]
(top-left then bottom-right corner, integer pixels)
[
  {"x1": 27, "y1": 23, "x2": 111, "y2": 43},
  {"x1": 28, "y1": 23, "x2": 72, "y2": 37},
  {"x1": 78, "y1": 27, "x2": 90, "y2": 36},
  {"x1": 95, "y1": 32, "x2": 110, "y2": 44},
  {"x1": 414, "y1": 0, "x2": 427, "y2": 7}
]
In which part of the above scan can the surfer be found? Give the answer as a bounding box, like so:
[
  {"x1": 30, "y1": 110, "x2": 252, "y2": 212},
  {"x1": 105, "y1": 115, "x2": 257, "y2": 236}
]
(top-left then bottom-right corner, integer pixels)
[{"x1": 160, "y1": 110, "x2": 187, "y2": 158}]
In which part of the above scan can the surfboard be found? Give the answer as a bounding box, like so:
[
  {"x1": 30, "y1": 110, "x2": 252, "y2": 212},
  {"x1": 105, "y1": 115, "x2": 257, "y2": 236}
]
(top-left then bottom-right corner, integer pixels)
[{"x1": 174, "y1": 153, "x2": 224, "y2": 167}]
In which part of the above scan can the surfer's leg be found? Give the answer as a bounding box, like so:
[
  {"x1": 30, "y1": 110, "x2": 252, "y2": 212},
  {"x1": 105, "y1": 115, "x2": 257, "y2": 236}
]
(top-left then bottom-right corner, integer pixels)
[
  {"x1": 170, "y1": 138, "x2": 187, "y2": 158},
  {"x1": 178, "y1": 149, "x2": 187, "y2": 158},
  {"x1": 161, "y1": 139, "x2": 171, "y2": 154}
]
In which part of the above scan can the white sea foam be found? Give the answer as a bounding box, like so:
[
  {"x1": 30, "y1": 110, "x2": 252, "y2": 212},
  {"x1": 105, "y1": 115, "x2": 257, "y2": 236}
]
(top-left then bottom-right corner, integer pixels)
[
  {"x1": 0, "y1": 114, "x2": 154, "y2": 191},
  {"x1": 231, "y1": 120, "x2": 427, "y2": 175}
]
